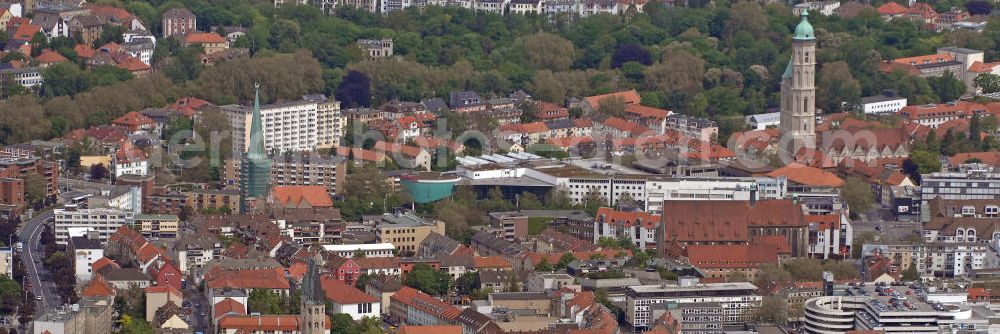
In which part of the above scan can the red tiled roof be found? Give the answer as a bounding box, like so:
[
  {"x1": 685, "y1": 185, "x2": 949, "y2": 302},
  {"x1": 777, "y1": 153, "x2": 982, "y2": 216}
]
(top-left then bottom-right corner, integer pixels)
[
  {"x1": 767, "y1": 163, "x2": 844, "y2": 187},
  {"x1": 536, "y1": 101, "x2": 569, "y2": 120},
  {"x1": 898, "y1": 101, "x2": 981, "y2": 121},
  {"x1": 355, "y1": 257, "x2": 401, "y2": 270},
  {"x1": 969, "y1": 61, "x2": 1000, "y2": 73},
  {"x1": 349, "y1": 148, "x2": 387, "y2": 163},
  {"x1": 213, "y1": 298, "x2": 247, "y2": 319},
  {"x1": 686, "y1": 244, "x2": 780, "y2": 269},
  {"x1": 750, "y1": 235, "x2": 791, "y2": 254},
  {"x1": 601, "y1": 116, "x2": 645, "y2": 133},
  {"x1": 625, "y1": 104, "x2": 671, "y2": 120},
  {"x1": 86, "y1": 5, "x2": 133, "y2": 21},
  {"x1": 116, "y1": 55, "x2": 150, "y2": 72},
  {"x1": 218, "y1": 315, "x2": 331, "y2": 331},
  {"x1": 98, "y1": 42, "x2": 121, "y2": 54},
  {"x1": 662, "y1": 200, "x2": 805, "y2": 244},
  {"x1": 390, "y1": 287, "x2": 461, "y2": 321},
  {"x1": 145, "y1": 285, "x2": 182, "y2": 298},
  {"x1": 5, "y1": 17, "x2": 29, "y2": 31},
  {"x1": 805, "y1": 214, "x2": 841, "y2": 231},
  {"x1": 877, "y1": 1, "x2": 908, "y2": 15},
  {"x1": 573, "y1": 118, "x2": 593, "y2": 128},
  {"x1": 286, "y1": 262, "x2": 307, "y2": 281},
  {"x1": 184, "y1": 32, "x2": 226, "y2": 44},
  {"x1": 548, "y1": 136, "x2": 592, "y2": 148},
  {"x1": 13, "y1": 24, "x2": 41, "y2": 41},
  {"x1": 271, "y1": 185, "x2": 333, "y2": 208},
  {"x1": 595, "y1": 207, "x2": 660, "y2": 230},
  {"x1": 91, "y1": 257, "x2": 119, "y2": 273},
  {"x1": 472, "y1": 256, "x2": 511, "y2": 269},
  {"x1": 35, "y1": 49, "x2": 68, "y2": 64},
  {"x1": 948, "y1": 151, "x2": 1000, "y2": 167},
  {"x1": 585, "y1": 89, "x2": 641, "y2": 109},
  {"x1": 513, "y1": 121, "x2": 549, "y2": 134},
  {"x1": 81, "y1": 275, "x2": 115, "y2": 297},
  {"x1": 525, "y1": 249, "x2": 631, "y2": 268},
  {"x1": 399, "y1": 325, "x2": 462, "y2": 334},
  {"x1": 115, "y1": 142, "x2": 147, "y2": 164},
  {"x1": 373, "y1": 141, "x2": 425, "y2": 158},
  {"x1": 113, "y1": 111, "x2": 156, "y2": 129},
  {"x1": 321, "y1": 276, "x2": 379, "y2": 304},
  {"x1": 74, "y1": 44, "x2": 96, "y2": 59}
]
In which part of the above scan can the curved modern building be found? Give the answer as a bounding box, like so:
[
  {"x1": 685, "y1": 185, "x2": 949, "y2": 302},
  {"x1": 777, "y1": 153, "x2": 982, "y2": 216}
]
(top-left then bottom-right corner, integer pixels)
[
  {"x1": 400, "y1": 172, "x2": 461, "y2": 203},
  {"x1": 804, "y1": 295, "x2": 977, "y2": 334}
]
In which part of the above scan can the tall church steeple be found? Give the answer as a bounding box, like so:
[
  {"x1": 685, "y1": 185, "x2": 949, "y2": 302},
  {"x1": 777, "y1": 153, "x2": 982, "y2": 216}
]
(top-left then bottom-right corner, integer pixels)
[
  {"x1": 239, "y1": 83, "x2": 272, "y2": 213},
  {"x1": 779, "y1": 10, "x2": 817, "y2": 158},
  {"x1": 300, "y1": 253, "x2": 326, "y2": 334}
]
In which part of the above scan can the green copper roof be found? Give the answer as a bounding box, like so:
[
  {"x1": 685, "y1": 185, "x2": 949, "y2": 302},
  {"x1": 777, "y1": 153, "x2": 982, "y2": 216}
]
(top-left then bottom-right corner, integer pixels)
[
  {"x1": 248, "y1": 83, "x2": 266, "y2": 159},
  {"x1": 793, "y1": 9, "x2": 815, "y2": 40},
  {"x1": 240, "y1": 83, "x2": 272, "y2": 214},
  {"x1": 782, "y1": 58, "x2": 793, "y2": 79}
]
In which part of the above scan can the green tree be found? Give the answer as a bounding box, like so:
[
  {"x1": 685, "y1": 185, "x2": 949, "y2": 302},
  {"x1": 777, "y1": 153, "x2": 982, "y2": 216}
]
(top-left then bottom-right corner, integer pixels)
[
  {"x1": 758, "y1": 297, "x2": 788, "y2": 324},
  {"x1": 403, "y1": 263, "x2": 451, "y2": 295},
  {"x1": 908, "y1": 150, "x2": 942, "y2": 174},
  {"x1": 329, "y1": 313, "x2": 355, "y2": 334},
  {"x1": 23, "y1": 173, "x2": 46, "y2": 206},
  {"x1": 535, "y1": 257, "x2": 554, "y2": 272},
  {"x1": 0, "y1": 277, "x2": 22, "y2": 315},
  {"x1": 817, "y1": 61, "x2": 861, "y2": 113},
  {"x1": 901, "y1": 264, "x2": 919, "y2": 281},
  {"x1": 841, "y1": 177, "x2": 874, "y2": 218},
  {"x1": 522, "y1": 32, "x2": 575, "y2": 71},
  {"x1": 556, "y1": 252, "x2": 575, "y2": 270},
  {"x1": 927, "y1": 71, "x2": 966, "y2": 102},
  {"x1": 974, "y1": 73, "x2": 1000, "y2": 94},
  {"x1": 248, "y1": 289, "x2": 284, "y2": 314}
]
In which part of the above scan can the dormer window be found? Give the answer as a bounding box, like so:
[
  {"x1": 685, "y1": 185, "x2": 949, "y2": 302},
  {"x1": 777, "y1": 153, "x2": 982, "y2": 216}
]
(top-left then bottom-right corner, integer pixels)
[
  {"x1": 986, "y1": 206, "x2": 998, "y2": 217},
  {"x1": 962, "y1": 206, "x2": 976, "y2": 216}
]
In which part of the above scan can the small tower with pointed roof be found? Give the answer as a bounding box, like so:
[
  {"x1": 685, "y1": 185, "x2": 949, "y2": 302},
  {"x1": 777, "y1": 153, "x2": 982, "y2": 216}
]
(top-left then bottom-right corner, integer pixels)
[
  {"x1": 239, "y1": 83, "x2": 272, "y2": 213},
  {"x1": 300, "y1": 253, "x2": 326, "y2": 334},
  {"x1": 779, "y1": 10, "x2": 818, "y2": 158}
]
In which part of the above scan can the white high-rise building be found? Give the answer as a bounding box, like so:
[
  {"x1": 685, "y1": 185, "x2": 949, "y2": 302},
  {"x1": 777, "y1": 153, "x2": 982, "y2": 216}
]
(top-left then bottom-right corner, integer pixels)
[{"x1": 223, "y1": 99, "x2": 320, "y2": 155}]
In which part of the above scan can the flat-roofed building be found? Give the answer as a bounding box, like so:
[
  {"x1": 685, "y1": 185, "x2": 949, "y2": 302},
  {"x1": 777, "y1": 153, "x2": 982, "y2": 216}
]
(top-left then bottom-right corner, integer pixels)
[{"x1": 624, "y1": 278, "x2": 761, "y2": 331}]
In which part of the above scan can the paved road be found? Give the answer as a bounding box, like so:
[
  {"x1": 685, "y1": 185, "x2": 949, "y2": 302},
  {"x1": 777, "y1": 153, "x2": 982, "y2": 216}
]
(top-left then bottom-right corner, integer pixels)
[
  {"x1": 184, "y1": 284, "x2": 209, "y2": 333},
  {"x1": 16, "y1": 211, "x2": 59, "y2": 313}
]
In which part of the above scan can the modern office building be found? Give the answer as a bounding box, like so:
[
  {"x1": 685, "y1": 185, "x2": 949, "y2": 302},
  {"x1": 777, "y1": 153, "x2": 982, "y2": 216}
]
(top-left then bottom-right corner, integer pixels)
[
  {"x1": 624, "y1": 278, "x2": 761, "y2": 331},
  {"x1": 920, "y1": 171, "x2": 1000, "y2": 220}
]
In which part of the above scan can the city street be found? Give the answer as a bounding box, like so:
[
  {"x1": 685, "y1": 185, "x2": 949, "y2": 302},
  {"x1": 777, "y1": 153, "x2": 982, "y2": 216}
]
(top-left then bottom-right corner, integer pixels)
[{"x1": 16, "y1": 211, "x2": 59, "y2": 314}]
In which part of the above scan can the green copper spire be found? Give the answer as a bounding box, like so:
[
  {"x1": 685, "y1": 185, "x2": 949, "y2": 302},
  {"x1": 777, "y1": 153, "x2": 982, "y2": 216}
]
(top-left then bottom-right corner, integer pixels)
[
  {"x1": 240, "y1": 83, "x2": 272, "y2": 214},
  {"x1": 248, "y1": 83, "x2": 266, "y2": 158},
  {"x1": 782, "y1": 58, "x2": 793, "y2": 79},
  {"x1": 793, "y1": 9, "x2": 815, "y2": 40}
]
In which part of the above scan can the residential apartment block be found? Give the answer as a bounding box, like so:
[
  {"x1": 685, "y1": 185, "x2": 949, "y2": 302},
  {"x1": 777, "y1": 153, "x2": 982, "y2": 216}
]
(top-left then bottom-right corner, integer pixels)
[
  {"x1": 375, "y1": 213, "x2": 446, "y2": 255},
  {"x1": 54, "y1": 207, "x2": 135, "y2": 245},
  {"x1": 223, "y1": 99, "x2": 320, "y2": 154}
]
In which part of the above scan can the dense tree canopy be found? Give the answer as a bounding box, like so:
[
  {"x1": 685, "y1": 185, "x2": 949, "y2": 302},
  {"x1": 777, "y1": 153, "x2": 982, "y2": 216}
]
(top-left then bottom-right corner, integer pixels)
[{"x1": 2, "y1": 0, "x2": 1000, "y2": 148}]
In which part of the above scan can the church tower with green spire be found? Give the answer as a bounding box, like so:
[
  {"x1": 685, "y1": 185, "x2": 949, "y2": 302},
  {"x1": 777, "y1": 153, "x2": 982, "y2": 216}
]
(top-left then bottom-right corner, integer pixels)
[
  {"x1": 240, "y1": 83, "x2": 272, "y2": 213},
  {"x1": 779, "y1": 10, "x2": 817, "y2": 157}
]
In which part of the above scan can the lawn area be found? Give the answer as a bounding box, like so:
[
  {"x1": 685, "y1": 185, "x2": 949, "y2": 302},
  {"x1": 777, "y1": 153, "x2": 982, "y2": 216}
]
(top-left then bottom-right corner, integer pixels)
[{"x1": 528, "y1": 217, "x2": 554, "y2": 235}]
